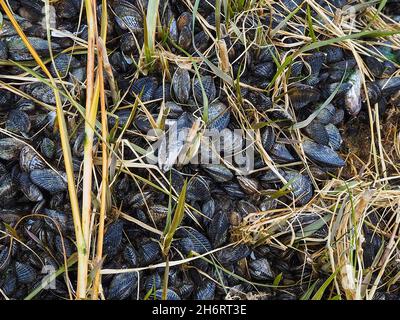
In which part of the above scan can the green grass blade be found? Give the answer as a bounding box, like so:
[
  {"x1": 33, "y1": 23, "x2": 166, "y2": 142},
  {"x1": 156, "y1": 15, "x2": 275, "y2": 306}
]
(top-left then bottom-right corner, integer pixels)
[
  {"x1": 311, "y1": 269, "x2": 340, "y2": 300},
  {"x1": 163, "y1": 180, "x2": 188, "y2": 255}
]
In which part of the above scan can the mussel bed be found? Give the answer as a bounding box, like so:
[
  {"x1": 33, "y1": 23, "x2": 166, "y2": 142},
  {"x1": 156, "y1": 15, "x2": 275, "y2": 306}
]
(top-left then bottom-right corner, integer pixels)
[{"x1": 1, "y1": 0, "x2": 400, "y2": 300}]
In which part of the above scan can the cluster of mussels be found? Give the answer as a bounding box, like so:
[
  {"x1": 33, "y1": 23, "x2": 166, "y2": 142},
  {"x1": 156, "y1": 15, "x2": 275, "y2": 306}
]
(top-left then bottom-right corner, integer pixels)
[{"x1": 1, "y1": 0, "x2": 400, "y2": 300}]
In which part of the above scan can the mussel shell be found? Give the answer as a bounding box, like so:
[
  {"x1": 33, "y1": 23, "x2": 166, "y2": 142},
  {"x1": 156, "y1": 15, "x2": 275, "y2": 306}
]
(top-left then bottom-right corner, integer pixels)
[
  {"x1": 315, "y1": 103, "x2": 336, "y2": 125},
  {"x1": 0, "y1": 174, "x2": 18, "y2": 204},
  {"x1": 0, "y1": 40, "x2": 8, "y2": 60},
  {"x1": 176, "y1": 280, "x2": 195, "y2": 299},
  {"x1": 193, "y1": 31, "x2": 210, "y2": 53},
  {"x1": 193, "y1": 280, "x2": 216, "y2": 300},
  {"x1": 107, "y1": 272, "x2": 138, "y2": 300},
  {"x1": 193, "y1": 75, "x2": 217, "y2": 104},
  {"x1": 6, "y1": 36, "x2": 60, "y2": 61},
  {"x1": 6, "y1": 110, "x2": 31, "y2": 134},
  {"x1": 114, "y1": 2, "x2": 143, "y2": 32},
  {"x1": 44, "y1": 209, "x2": 72, "y2": 232},
  {"x1": 178, "y1": 25, "x2": 192, "y2": 50},
  {"x1": 131, "y1": 77, "x2": 158, "y2": 102},
  {"x1": 1, "y1": 269, "x2": 16, "y2": 296},
  {"x1": 20, "y1": 146, "x2": 46, "y2": 172},
  {"x1": 144, "y1": 273, "x2": 162, "y2": 292},
  {"x1": 288, "y1": 84, "x2": 320, "y2": 110},
  {"x1": 153, "y1": 289, "x2": 181, "y2": 300},
  {"x1": 50, "y1": 53, "x2": 80, "y2": 78},
  {"x1": 261, "y1": 126, "x2": 276, "y2": 152},
  {"x1": 304, "y1": 121, "x2": 329, "y2": 146},
  {"x1": 249, "y1": 258, "x2": 274, "y2": 280},
  {"x1": 40, "y1": 137, "x2": 56, "y2": 159},
  {"x1": 269, "y1": 143, "x2": 295, "y2": 163},
  {"x1": 172, "y1": 67, "x2": 191, "y2": 103},
  {"x1": 284, "y1": 171, "x2": 313, "y2": 205},
  {"x1": 177, "y1": 227, "x2": 212, "y2": 254},
  {"x1": 201, "y1": 164, "x2": 233, "y2": 182},
  {"x1": 30, "y1": 169, "x2": 67, "y2": 193},
  {"x1": 215, "y1": 244, "x2": 251, "y2": 265},
  {"x1": 15, "y1": 261, "x2": 36, "y2": 284},
  {"x1": 303, "y1": 140, "x2": 345, "y2": 167},
  {"x1": 139, "y1": 240, "x2": 161, "y2": 265},
  {"x1": 376, "y1": 77, "x2": 400, "y2": 97},
  {"x1": 325, "y1": 123, "x2": 342, "y2": 150},
  {"x1": 13, "y1": 169, "x2": 44, "y2": 202},
  {"x1": 322, "y1": 45, "x2": 344, "y2": 63},
  {"x1": 253, "y1": 62, "x2": 275, "y2": 79},
  {"x1": 103, "y1": 221, "x2": 124, "y2": 257},
  {"x1": 187, "y1": 176, "x2": 211, "y2": 202},
  {"x1": 207, "y1": 101, "x2": 230, "y2": 131},
  {"x1": 0, "y1": 138, "x2": 25, "y2": 160},
  {"x1": 0, "y1": 248, "x2": 11, "y2": 272},
  {"x1": 304, "y1": 52, "x2": 326, "y2": 75},
  {"x1": 207, "y1": 210, "x2": 229, "y2": 247},
  {"x1": 54, "y1": 235, "x2": 73, "y2": 259},
  {"x1": 364, "y1": 56, "x2": 384, "y2": 77}
]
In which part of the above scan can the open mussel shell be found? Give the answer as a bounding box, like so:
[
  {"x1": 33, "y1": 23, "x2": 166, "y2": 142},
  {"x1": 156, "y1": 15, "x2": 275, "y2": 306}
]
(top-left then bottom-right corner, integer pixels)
[
  {"x1": 344, "y1": 69, "x2": 362, "y2": 116},
  {"x1": 303, "y1": 140, "x2": 345, "y2": 167}
]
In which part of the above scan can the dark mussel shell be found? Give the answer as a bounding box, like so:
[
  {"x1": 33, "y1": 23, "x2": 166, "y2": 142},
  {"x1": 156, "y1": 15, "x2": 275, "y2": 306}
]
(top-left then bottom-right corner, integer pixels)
[
  {"x1": 107, "y1": 272, "x2": 138, "y2": 300},
  {"x1": 172, "y1": 67, "x2": 191, "y2": 103},
  {"x1": 288, "y1": 84, "x2": 320, "y2": 110},
  {"x1": 30, "y1": 169, "x2": 67, "y2": 193},
  {"x1": 303, "y1": 140, "x2": 345, "y2": 167}
]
